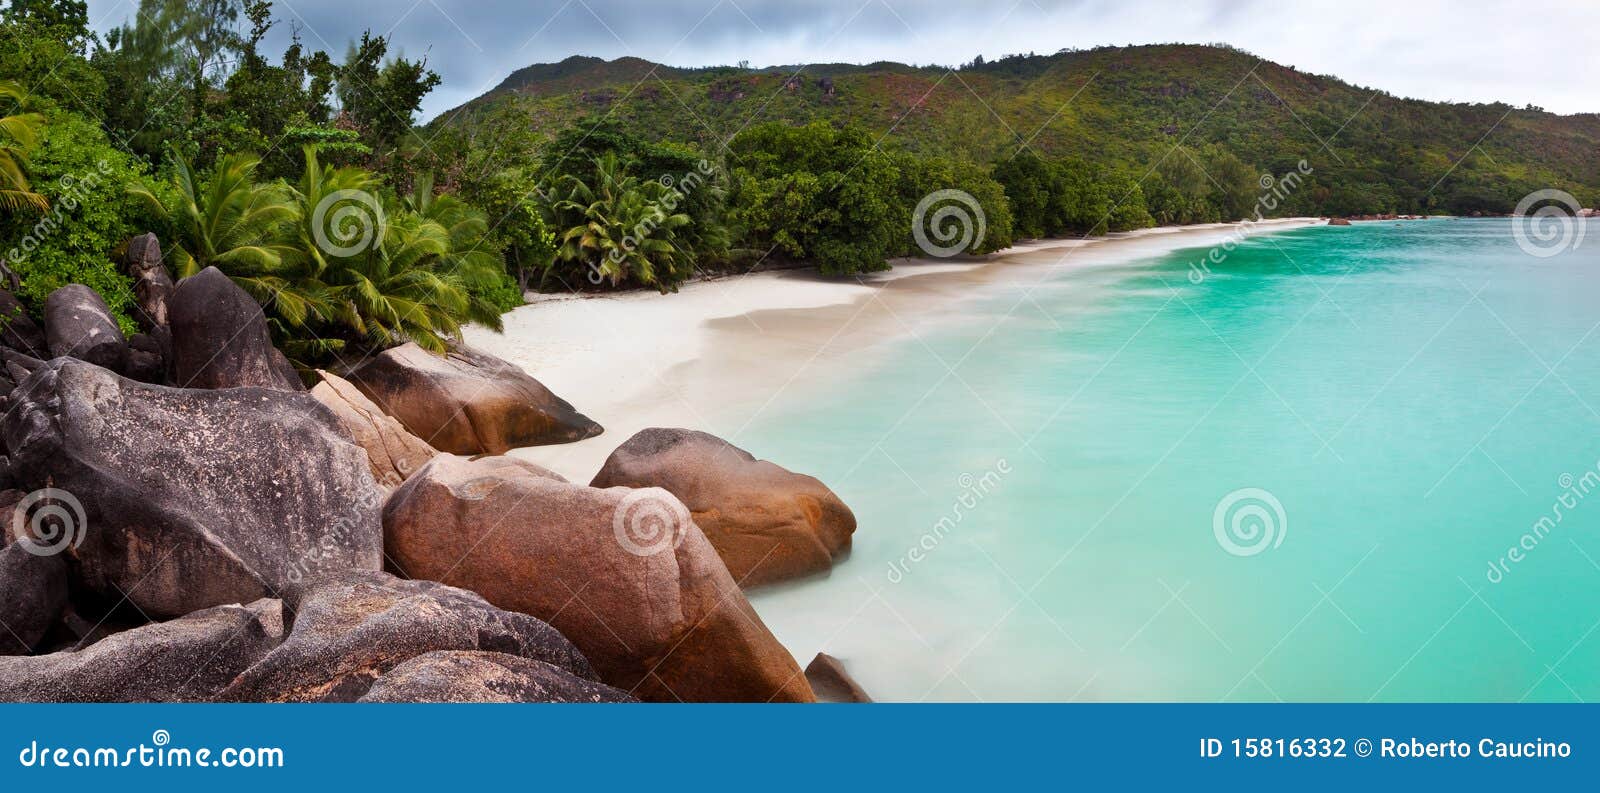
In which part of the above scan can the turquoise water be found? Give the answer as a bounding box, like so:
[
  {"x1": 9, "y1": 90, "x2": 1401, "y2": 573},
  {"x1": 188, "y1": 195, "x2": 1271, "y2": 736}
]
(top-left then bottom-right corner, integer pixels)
[{"x1": 744, "y1": 218, "x2": 1600, "y2": 702}]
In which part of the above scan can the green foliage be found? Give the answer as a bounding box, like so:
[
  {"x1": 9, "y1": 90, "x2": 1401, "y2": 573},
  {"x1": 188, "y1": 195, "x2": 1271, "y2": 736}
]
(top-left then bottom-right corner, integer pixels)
[
  {"x1": 336, "y1": 31, "x2": 440, "y2": 156},
  {"x1": 893, "y1": 152, "x2": 1014, "y2": 256},
  {"x1": 546, "y1": 151, "x2": 693, "y2": 292},
  {"x1": 0, "y1": 104, "x2": 149, "y2": 330},
  {"x1": 727, "y1": 122, "x2": 899, "y2": 275},
  {"x1": 459, "y1": 166, "x2": 552, "y2": 298},
  {"x1": 0, "y1": 0, "x2": 103, "y2": 114},
  {"x1": 0, "y1": 79, "x2": 45, "y2": 212}
]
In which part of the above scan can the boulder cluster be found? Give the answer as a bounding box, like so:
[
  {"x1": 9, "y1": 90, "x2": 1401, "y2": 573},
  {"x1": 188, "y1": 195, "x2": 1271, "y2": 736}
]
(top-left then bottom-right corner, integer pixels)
[{"x1": 0, "y1": 235, "x2": 867, "y2": 703}]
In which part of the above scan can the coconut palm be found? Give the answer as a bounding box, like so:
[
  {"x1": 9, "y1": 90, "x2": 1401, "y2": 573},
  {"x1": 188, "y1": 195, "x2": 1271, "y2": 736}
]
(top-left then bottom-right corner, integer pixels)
[
  {"x1": 0, "y1": 81, "x2": 47, "y2": 213},
  {"x1": 128, "y1": 148, "x2": 300, "y2": 292},
  {"x1": 401, "y1": 172, "x2": 509, "y2": 330},
  {"x1": 548, "y1": 152, "x2": 692, "y2": 292}
]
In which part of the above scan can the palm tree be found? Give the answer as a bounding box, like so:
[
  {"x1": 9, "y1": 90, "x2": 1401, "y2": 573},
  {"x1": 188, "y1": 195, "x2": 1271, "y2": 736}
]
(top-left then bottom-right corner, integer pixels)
[
  {"x1": 128, "y1": 148, "x2": 299, "y2": 284},
  {"x1": 402, "y1": 173, "x2": 509, "y2": 330},
  {"x1": 549, "y1": 152, "x2": 693, "y2": 292},
  {"x1": 288, "y1": 149, "x2": 497, "y2": 353},
  {"x1": 0, "y1": 81, "x2": 47, "y2": 213}
]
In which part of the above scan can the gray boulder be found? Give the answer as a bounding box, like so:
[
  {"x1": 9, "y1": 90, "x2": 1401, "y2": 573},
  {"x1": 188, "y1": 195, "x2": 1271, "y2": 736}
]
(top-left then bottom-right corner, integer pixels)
[
  {"x1": 359, "y1": 651, "x2": 633, "y2": 703},
  {"x1": 0, "y1": 599, "x2": 285, "y2": 702},
  {"x1": 0, "y1": 543, "x2": 68, "y2": 655},
  {"x1": 221, "y1": 570, "x2": 595, "y2": 702},
  {"x1": 169, "y1": 266, "x2": 302, "y2": 390},
  {"x1": 43, "y1": 284, "x2": 125, "y2": 372},
  {"x1": 1, "y1": 358, "x2": 383, "y2": 618}
]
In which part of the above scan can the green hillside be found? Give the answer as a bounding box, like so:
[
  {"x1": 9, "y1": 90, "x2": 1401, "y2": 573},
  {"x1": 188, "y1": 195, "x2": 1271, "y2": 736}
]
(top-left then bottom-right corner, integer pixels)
[{"x1": 428, "y1": 44, "x2": 1600, "y2": 216}]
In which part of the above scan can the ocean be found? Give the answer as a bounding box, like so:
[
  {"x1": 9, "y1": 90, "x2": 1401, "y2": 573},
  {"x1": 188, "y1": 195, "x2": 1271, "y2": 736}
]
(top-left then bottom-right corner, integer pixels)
[{"x1": 744, "y1": 217, "x2": 1600, "y2": 702}]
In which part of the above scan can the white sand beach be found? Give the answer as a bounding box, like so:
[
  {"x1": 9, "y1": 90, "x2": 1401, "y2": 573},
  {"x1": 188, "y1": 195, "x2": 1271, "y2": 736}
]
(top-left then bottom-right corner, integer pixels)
[{"x1": 464, "y1": 218, "x2": 1323, "y2": 483}]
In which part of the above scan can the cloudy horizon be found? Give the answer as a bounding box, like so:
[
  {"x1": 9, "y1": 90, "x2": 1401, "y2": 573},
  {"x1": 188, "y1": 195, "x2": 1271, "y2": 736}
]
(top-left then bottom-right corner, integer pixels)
[{"x1": 82, "y1": 0, "x2": 1600, "y2": 121}]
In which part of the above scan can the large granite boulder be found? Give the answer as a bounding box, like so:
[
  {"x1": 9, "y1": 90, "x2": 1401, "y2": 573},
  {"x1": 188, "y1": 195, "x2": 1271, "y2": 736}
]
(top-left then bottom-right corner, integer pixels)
[
  {"x1": 346, "y1": 342, "x2": 601, "y2": 454},
  {"x1": 359, "y1": 651, "x2": 633, "y2": 703},
  {"x1": 0, "y1": 599, "x2": 285, "y2": 702},
  {"x1": 1, "y1": 358, "x2": 383, "y2": 618},
  {"x1": 0, "y1": 290, "x2": 45, "y2": 357},
  {"x1": 0, "y1": 543, "x2": 68, "y2": 655},
  {"x1": 169, "y1": 266, "x2": 302, "y2": 390},
  {"x1": 311, "y1": 371, "x2": 437, "y2": 488},
  {"x1": 221, "y1": 570, "x2": 595, "y2": 702},
  {"x1": 383, "y1": 454, "x2": 815, "y2": 702},
  {"x1": 43, "y1": 284, "x2": 125, "y2": 372},
  {"x1": 592, "y1": 428, "x2": 856, "y2": 587}
]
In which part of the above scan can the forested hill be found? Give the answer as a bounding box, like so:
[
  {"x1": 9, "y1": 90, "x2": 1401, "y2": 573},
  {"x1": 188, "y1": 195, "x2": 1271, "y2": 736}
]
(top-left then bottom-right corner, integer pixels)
[{"x1": 433, "y1": 44, "x2": 1600, "y2": 215}]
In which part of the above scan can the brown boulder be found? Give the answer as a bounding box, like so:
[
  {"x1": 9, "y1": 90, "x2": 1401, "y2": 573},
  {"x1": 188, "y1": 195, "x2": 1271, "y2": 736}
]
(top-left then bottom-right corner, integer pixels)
[
  {"x1": 169, "y1": 266, "x2": 303, "y2": 390},
  {"x1": 383, "y1": 454, "x2": 814, "y2": 702},
  {"x1": 43, "y1": 284, "x2": 125, "y2": 372},
  {"x1": 592, "y1": 428, "x2": 856, "y2": 587},
  {"x1": 0, "y1": 599, "x2": 285, "y2": 702},
  {"x1": 221, "y1": 570, "x2": 595, "y2": 702},
  {"x1": 345, "y1": 342, "x2": 601, "y2": 454},
  {"x1": 358, "y1": 651, "x2": 633, "y2": 703},
  {"x1": 805, "y1": 652, "x2": 873, "y2": 702},
  {"x1": 311, "y1": 371, "x2": 437, "y2": 488},
  {"x1": 1, "y1": 358, "x2": 384, "y2": 619},
  {"x1": 124, "y1": 232, "x2": 173, "y2": 331},
  {"x1": 1328, "y1": 218, "x2": 1353, "y2": 226},
  {"x1": 0, "y1": 543, "x2": 68, "y2": 655}
]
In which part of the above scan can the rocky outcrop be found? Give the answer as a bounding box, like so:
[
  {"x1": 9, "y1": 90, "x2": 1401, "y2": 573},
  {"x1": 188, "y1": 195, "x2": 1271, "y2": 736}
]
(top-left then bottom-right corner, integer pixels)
[
  {"x1": 345, "y1": 342, "x2": 601, "y2": 454},
  {"x1": 592, "y1": 428, "x2": 856, "y2": 587},
  {"x1": 121, "y1": 332, "x2": 165, "y2": 384},
  {"x1": 0, "y1": 290, "x2": 45, "y2": 357},
  {"x1": 0, "y1": 543, "x2": 68, "y2": 655},
  {"x1": 43, "y1": 284, "x2": 125, "y2": 372},
  {"x1": 358, "y1": 651, "x2": 633, "y2": 703},
  {"x1": 169, "y1": 266, "x2": 302, "y2": 390},
  {"x1": 1328, "y1": 218, "x2": 1352, "y2": 226},
  {"x1": 221, "y1": 571, "x2": 594, "y2": 702},
  {"x1": 805, "y1": 652, "x2": 873, "y2": 702},
  {"x1": 311, "y1": 371, "x2": 437, "y2": 488},
  {"x1": 0, "y1": 599, "x2": 285, "y2": 702},
  {"x1": 124, "y1": 232, "x2": 173, "y2": 331},
  {"x1": 383, "y1": 454, "x2": 815, "y2": 702},
  {"x1": 1, "y1": 358, "x2": 383, "y2": 618}
]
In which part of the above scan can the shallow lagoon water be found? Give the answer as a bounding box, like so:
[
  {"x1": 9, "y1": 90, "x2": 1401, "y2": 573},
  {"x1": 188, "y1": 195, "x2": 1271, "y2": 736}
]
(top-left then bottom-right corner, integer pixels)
[{"x1": 744, "y1": 218, "x2": 1600, "y2": 702}]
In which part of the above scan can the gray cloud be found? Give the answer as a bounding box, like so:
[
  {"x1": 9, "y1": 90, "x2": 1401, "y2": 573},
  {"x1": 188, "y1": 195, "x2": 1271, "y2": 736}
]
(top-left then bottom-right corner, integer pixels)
[{"x1": 84, "y1": 0, "x2": 1600, "y2": 120}]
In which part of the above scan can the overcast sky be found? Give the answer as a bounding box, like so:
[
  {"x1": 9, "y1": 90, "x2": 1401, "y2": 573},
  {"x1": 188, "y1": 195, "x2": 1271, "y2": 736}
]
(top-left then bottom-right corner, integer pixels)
[{"x1": 82, "y1": 0, "x2": 1600, "y2": 120}]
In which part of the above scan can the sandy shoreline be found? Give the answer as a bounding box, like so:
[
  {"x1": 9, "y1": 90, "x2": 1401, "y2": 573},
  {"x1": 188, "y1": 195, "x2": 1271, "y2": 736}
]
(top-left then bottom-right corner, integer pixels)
[{"x1": 464, "y1": 217, "x2": 1324, "y2": 482}]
